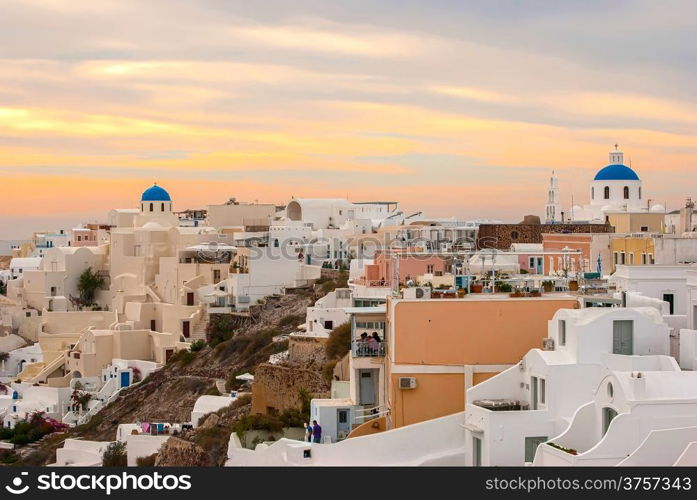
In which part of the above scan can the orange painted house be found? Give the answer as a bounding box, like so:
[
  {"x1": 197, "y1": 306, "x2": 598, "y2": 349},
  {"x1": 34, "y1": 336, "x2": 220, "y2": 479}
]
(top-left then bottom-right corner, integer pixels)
[{"x1": 381, "y1": 295, "x2": 578, "y2": 428}]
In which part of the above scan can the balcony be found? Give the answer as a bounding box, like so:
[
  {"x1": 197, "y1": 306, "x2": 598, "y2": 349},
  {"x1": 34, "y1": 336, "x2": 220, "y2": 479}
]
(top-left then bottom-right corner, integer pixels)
[
  {"x1": 472, "y1": 399, "x2": 530, "y2": 411},
  {"x1": 352, "y1": 340, "x2": 386, "y2": 357}
]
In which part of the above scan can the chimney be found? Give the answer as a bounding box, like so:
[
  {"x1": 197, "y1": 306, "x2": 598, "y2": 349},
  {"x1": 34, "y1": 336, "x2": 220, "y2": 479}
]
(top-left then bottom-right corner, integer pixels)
[{"x1": 680, "y1": 198, "x2": 694, "y2": 233}]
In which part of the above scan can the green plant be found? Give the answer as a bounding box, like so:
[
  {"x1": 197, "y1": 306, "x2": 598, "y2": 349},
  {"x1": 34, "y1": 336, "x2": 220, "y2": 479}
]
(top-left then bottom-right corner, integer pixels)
[
  {"x1": 497, "y1": 282, "x2": 512, "y2": 293},
  {"x1": 77, "y1": 267, "x2": 105, "y2": 307},
  {"x1": 206, "y1": 315, "x2": 235, "y2": 346},
  {"x1": 297, "y1": 388, "x2": 312, "y2": 417},
  {"x1": 102, "y1": 441, "x2": 127, "y2": 466},
  {"x1": 321, "y1": 360, "x2": 338, "y2": 382},
  {"x1": 167, "y1": 349, "x2": 195, "y2": 366},
  {"x1": 136, "y1": 453, "x2": 157, "y2": 466},
  {"x1": 325, "y1": 322, "x2": 351, "y2": 359},
  {"x1": 546, "y1": 442, "x2": 578, "y2": 455},
  {"x1": 190, "y1": 340, "x2": 206, "y2": 352}
]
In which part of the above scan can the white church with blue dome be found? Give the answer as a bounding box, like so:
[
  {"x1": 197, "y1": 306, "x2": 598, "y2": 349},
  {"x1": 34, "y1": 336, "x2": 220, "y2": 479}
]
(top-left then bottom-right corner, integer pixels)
[{"x1": 546, "y1": 146, "x2": 665, "y2": 224}]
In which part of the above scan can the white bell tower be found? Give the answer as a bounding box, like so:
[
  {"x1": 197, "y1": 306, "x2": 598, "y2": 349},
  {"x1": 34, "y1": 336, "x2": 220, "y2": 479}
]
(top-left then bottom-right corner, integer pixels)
[{"x1": 545, "y1": 171, "x2": 561, "y2": 223}]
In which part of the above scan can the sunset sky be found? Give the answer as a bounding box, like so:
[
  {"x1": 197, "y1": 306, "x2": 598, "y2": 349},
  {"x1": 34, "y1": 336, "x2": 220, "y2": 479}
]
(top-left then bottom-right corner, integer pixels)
[{"x1": 1, "y1": 0, "x2": 696, "y2": 238}]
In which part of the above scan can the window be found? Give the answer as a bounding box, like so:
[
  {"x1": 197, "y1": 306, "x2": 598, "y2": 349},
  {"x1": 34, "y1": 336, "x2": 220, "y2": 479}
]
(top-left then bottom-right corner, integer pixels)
[
  {"x1": 525, "y1": 436, "x2": 548, "y2": 463},
  {"x1": 640, "y1": 226, "x2": 649, "y2": 232},
  {"x1": 649, "y1": 253, "x2": 655, "y2": 264},
  {"x1": 149, "y1": 203, "x2": 154, "y2": 212},
  {"x1": 620, "y1": 252, "x2": 625, "y2": 265},
  {"x1": 531, "y1": 376, "x2": 539, "y2": 410},
  {"x1": 161, "y1": 203, "x2": 165, "y2": 211},
  {"x1": 663, "y1": 293, "x2": 675, "y2": 315},
  {"x1": 473, "y1": 436, "x2": 482, "y2": 466},
  {"x1": 426, "y1": 264, "x2": 434, "y2": 274},
  {"x1": 629, "y1": 253, "x2": 634, "y2": 265},
  {"x1": 613, "y1": 252, "x2": 618, "y2": 265},
  {"x1": 559, "y1": 320, "x2": 566, "y2": 346},
  {"x1": 602, "y1": 407, "x2": 618, "y2": 436},
  {"x1": 623, "y1": 186, "x2": 629, "y2": 199},
  {"x1": 604, "y1": 186, "x2": 610, "y2": 199},
  {"x1": 511, "y1": 231, "x2": 519, "y2": 240},
  {"x1": 539, "y1": 378, "x2": 546, "y2": 405},
  {"x1": 591, "y1": 187, "x2": 595, "y2": 199},
  {"x1": 639, "y1": 187, "x2": 642, "y2": 199},
  {"x1": 273, "y1": 239, "x2": 279, "y2": 247},
  {"x1": 607, "y1": 382, "x2": 614, "y2": 399},
  {"x1": 642, "y1": 253, "x2": 647, "y2": 265},
  {"x1": 529, "y1": 257, "x2": 535, "y2": 268}
]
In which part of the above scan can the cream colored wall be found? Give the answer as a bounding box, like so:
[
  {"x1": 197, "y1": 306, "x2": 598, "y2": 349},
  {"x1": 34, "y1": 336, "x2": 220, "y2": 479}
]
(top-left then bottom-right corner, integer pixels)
[
  {"x1": 207, "y1": 204, "x2": 276, "y2": 229},
  {"x1": 113, "y1": 330, "x2": 151, "y2": 360},
  {"x1": 608, "y1": 213, "x2": 664, "y2": 233}
]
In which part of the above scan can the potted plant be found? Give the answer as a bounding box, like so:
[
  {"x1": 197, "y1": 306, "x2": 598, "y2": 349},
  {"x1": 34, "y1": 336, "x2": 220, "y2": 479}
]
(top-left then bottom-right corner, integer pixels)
[
  {"x1": 542, "y1": 280, "x2": 554, "y2": 293},
  {"x1": 529, "y1": 289, "x2": 542, "y2": 297},
  {"x1": 470, "y1": 279, "x2": 483, "y2": 293},
  {"x1": 568, "y1": 280, "x2": 579, "y2": 291},
  {"x1": 497, "y1": 282, "x2": 512, "y2": 293}
]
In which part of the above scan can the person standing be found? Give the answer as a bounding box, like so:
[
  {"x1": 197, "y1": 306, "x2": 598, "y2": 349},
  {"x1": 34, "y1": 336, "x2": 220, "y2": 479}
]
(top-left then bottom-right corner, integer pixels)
[
  {"x1": 311, "y1": 420, "x2": 322, "y2": 443},
  {"x1": 305, "y1": 422, "x2": 313, "y2": 442}
]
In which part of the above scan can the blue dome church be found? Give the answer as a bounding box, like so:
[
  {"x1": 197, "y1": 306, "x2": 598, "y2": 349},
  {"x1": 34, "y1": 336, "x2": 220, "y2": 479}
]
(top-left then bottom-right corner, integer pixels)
[{"x1": 140, "y1": 183, "x2": 173, "y2": 214}]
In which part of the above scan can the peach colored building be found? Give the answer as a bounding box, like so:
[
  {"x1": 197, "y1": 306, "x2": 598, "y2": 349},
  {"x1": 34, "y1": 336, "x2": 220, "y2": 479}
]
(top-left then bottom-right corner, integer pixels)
[
  {"x1": 542, "y1": 233, "x2": 613, "y2": 276},
  {"x1": 70, "y1": 224, "x2": 110, "y2": 248},
  {"x1": 362, "y1": 251, "x2": 448, "y2": 286},
  {"x1": 382, "y1": 295, "x2": 578, "y2": 429}
]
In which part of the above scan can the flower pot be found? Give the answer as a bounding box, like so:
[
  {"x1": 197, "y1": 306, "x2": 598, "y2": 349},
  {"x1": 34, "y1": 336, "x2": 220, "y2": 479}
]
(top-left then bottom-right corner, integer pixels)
[
  {"x1": 569, "y1": 280, "x2": 579, "y2": 291},
  {"x1": 542, "y1": 283, "x2": 553, "y2": 293},
  {"x1": 471, "y1": 284, "x2": 483, "y2": 293}
]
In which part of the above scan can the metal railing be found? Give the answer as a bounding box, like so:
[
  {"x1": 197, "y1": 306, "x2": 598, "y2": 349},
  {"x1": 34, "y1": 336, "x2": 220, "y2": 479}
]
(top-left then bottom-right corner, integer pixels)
[{"x1": 352, "y1": 340, "x2": 386, "y2": 357}]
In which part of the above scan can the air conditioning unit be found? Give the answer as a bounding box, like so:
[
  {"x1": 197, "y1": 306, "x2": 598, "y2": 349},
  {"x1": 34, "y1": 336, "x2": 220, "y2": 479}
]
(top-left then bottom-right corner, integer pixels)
[
  {"x1": 398, "y1": 377, "x2": 417, "y2": 389},
  {"x1": 542, "y1": 338, "x2": 555, "y2": 351},
  {"x1": 403, "y1": 287, "x2": 431, "y2": 300}
]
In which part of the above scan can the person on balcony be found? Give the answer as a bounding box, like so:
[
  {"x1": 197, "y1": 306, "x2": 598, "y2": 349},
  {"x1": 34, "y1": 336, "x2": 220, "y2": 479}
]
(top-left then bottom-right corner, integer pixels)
[{"x1": 358, "y1": 332, "x2": 369, "y2": 355}]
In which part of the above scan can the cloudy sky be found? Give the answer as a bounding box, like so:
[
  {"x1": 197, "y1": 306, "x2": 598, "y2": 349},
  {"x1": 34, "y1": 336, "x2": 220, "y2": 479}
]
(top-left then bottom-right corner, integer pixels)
[{"x1": 1, "y1": 0, "x2": 696, "y2": 238}]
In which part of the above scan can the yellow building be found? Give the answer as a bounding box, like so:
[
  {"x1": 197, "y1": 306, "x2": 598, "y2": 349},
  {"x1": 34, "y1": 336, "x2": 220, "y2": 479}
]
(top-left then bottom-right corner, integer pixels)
[
  {"x1": 606, "y1": 212, "x2": 665, "y2": 234},
  {"x1": 609, "y1": 236, "x2": 655, "y2": 272}
]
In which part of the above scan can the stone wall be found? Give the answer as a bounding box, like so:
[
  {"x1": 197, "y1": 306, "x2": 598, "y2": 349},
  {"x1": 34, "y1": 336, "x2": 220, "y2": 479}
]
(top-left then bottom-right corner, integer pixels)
[
  {"x1": 251, "y1": 363, "x2": 329, "y2": 415},
  {"x1": 287, "y1": 335, "x2": 328, "y2": 369},
  {"x1": 476, "y1": 223, "x2": 614, "y2": 250}
]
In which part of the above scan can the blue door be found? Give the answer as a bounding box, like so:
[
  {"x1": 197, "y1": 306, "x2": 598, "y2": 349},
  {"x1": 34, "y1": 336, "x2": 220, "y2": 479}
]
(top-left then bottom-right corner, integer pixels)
[
  {"x1": 536, "y1": 257, "x2": 543, "y2": 274},
  {"x1": 120, "y1": 371, "x2": 130, "y2": 388}
]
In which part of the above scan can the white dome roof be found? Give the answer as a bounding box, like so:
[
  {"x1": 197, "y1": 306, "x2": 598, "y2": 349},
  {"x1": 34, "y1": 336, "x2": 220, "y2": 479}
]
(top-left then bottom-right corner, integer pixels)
[{"x1": 650, "y1": 204, "x2": 665, "y2": 212}]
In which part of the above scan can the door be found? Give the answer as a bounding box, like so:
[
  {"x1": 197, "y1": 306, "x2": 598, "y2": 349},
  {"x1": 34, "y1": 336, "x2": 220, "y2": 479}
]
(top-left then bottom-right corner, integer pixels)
[
  {"x1": 359, "y1": 370, "x2": 375, "y2": 405},
  {"x1": 473, "y1": 436, "x2": 482, "y2": 466},
  {"x1": 525, "y1": 436, "x2": 548, "y2": 463},
  {"x1": 530, "y1": 377, "x2": 538, "y2": 410},
  {"x1": 603, "y1": 407, "x2": 618, "y2": 436},
  {"x1": 337, "y1": 409, "x2": 351, "y2": 438},
  {"x1": 120, "y1": 371, "x2": 130, "y2": 388},
  {"x1": 182, "y1": 321, "x2": 190, "y2": 338},
  {"x1": 536, "y1": 257, "x2": 543, "y2": 274},
  {"x1": 663, "y1": 293, "x2": 675, "y2": 315},
  {"x1": 612, "y1": 320, "x2": 633, "y2": 355},
  {"x1": 186, "y1": 292, "x2": 195, "y2": 306},
  {"x1": 213, "y1": 269, "x2": 221, "y2": 282}
]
